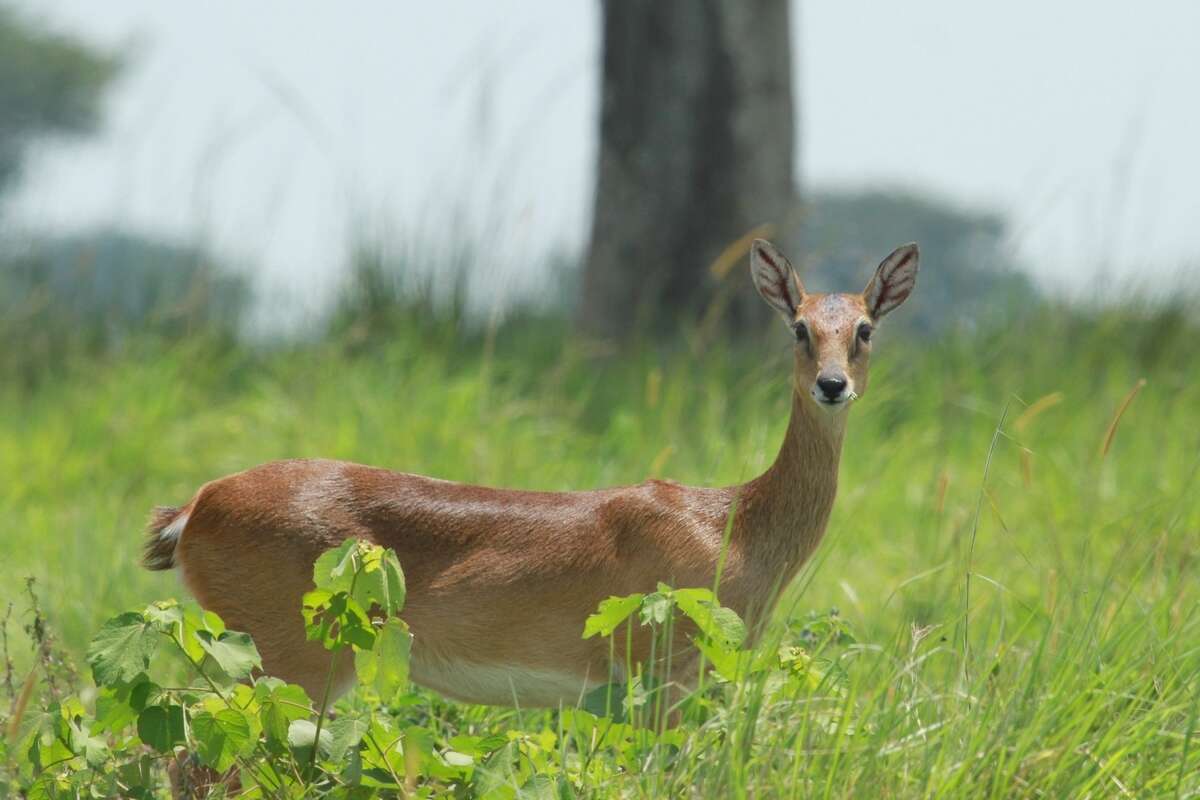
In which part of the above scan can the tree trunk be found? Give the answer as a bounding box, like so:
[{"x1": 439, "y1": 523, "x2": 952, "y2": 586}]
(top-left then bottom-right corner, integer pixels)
[{"x1": 578, "y1": 0, "x2": 796, "y2": 339}]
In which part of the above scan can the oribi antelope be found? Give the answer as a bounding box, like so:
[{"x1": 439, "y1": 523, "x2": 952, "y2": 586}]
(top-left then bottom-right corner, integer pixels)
[{"x1": 143, "y1": 239, "x2": 919, "y2": 706}]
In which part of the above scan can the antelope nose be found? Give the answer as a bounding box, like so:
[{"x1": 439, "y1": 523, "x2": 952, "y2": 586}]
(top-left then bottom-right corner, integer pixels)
[{"x1": 817, "y1": 376, "x2": 847, "y2": 400}]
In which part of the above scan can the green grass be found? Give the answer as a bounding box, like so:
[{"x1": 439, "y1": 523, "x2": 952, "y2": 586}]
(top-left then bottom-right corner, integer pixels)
[{"x1": 3, "y1": 303, "x2": 1199, "y2": 796}]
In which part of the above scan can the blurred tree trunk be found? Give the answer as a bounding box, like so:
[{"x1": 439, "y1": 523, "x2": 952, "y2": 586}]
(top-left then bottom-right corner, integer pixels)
[{"x1": 578, "y1": 0, "x2": 796, "y2": 339}]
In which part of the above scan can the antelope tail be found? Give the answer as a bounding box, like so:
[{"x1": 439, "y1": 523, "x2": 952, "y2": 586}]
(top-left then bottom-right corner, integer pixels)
[{"x1": 143, "y1": 505, "x2": 188, "y2": 571}]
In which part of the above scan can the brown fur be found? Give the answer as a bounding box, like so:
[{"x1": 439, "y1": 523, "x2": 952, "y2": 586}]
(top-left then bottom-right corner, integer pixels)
[{"x1": 143, "y1": 240, "x2": 917, "y2": 706}]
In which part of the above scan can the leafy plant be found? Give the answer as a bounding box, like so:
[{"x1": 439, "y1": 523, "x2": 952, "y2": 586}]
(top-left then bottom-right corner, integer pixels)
[
  {"x1": 2, "y1": 542, "x2": 422, "y2": 797},
  {"x1": 3, "y1": 529, "x2": 820, "y2": 798}
]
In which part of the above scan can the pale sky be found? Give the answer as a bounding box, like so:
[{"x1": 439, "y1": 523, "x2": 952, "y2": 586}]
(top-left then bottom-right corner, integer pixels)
[{"x1": 8, "y1": 1, "x2": 1200, "y2": 323}]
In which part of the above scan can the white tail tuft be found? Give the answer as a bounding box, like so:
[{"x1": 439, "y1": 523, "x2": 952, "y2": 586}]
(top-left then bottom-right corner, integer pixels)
[{"x1": 143, "y1": 507, "x2": 188, "y2": 571}]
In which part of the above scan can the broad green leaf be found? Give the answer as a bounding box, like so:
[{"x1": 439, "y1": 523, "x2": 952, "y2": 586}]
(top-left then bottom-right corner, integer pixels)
[
  {"x1": 136, "y1": 704, "x2": 186, "y2": 753},
  {"x1": 312, "y1": 539, "x2": 360, "y2": 593},
  {"x1": 68, "y1": 718, "x2": 109, "y2": 768},
  {"x1": 30, "y1": 719, "x2": 74, "y2": 771},
  {"x1": 694, "y1": 636, "x2": 745, "y2": 682},
  {"x1": 25, "y1": 774, "x2": 60, "y2": 800},
  {"x1": 287, "y1": 719, "x2": 333, "y2": 761},
  {"x1": 707, "y1": 606, "x2": 747, "y2": 648},
  {"x1": 192, "y1": 708, "x2": 253, "y2": 773},
  {"x1": 178, "y1": 607, "x2": 210, "y2": 662},
  {"x1": 194, "y1": 629, "x2": 262, "y2": 679},
  {"x1": 92, "y1": 674, "x2": 155, "y2": 733},
  {"x1": 253, "y1": 675, "x2": 287, "y2": 696},
  {"x1": 23, "y1": 707, "x2": 65, "y2": 771},
  {"x1": 87, "y1": 612, "x2": 160, "y2": 686},
  {"x1": 355, "y1": 618, "x2": 412, "y2": 700},
  {"x1": 230, "y1": 682, "x2": 259, "y2": 711},
  {"x1": 476, "y1": 739, "x2": 522, "y2": 797},
  {"x1": 60, "y1": 694, "x2": 87, "y2": 718},
  {"x1": 327, "y1": 713, "x2": 371, "y2": 762},
  {"x1": 116, "y1": 755, "x2": 156, "y2": 797},
  {"x1": 129, "y1": 677, "x2": 161, "y2": 711},
  {"x1": 93, "y1": 686, "x2": 138, "y2": 734},
  {"x1": 259, "y1": 683, "x2": 312, "y2": 746},
  {"x1": 200, "y1": 609, "x2": 226, "y2": 636},
  {"x1": 670, "y1": 586, "x2": 714, "y2": 608},
  {"x1": 674, "y1": 588, "x2": 747, "y2": 651},
  {"x1": 639, "y1": 591, "x2": 674, "y2": 626},
  {"x1": 403, "y1": 724, "x2": 436, "y2": 778},
  {"x1": 303, "y1": 590, "x2": 376, "y2": 651},
  {"x1": 361, "y1": 716, "x2": 406, "y2": 778},
  {"x1": 354, "y1": 547, "x2": 406, "y2": 617},
  {"x1": 518, "y1": 774, "x2": 558, "y2": 800},
  {"x1": 449, "y1": 733, "x2": 508, "y2": 757},
  {"x1": 143, "y1": 600, "x2": 184, "y2": 634},
  {"x1": 581, "y1": 682, "x2": 630, "y2": 721},
  {"x1": 583, "y1": 594, "x2": 644, "y2": 638},
  {"x1": 314, "y1": 540, "x2": 408, "y2": 616},
  {"x1": 302, "y1": 588, "x2": 335, "y2": 642}
]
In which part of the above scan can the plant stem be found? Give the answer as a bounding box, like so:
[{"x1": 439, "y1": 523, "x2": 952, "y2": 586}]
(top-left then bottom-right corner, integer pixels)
[{"x1": 310, "y1": 556, "x2": 363, "y2": 771}]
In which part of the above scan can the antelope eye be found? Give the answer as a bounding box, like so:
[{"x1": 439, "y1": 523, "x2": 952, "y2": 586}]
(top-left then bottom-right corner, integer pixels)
[
  {"x1": 857, "y1": 323, "x2": 873, "y2": 343},
  {"x1": 793, "y1": 323, "x2": 808, "y2": 343}
]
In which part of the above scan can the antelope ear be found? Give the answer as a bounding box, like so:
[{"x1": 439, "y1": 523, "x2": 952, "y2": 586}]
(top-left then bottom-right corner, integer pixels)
[
  {"x1": 863, "y1": 243, "x2": 919, "y2": 320},
  {"x1": 750, "y1": 239, "x2": 804, "y2": 322}
]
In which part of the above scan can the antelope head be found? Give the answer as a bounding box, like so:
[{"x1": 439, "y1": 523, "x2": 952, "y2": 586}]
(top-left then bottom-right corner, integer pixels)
[{"x1": 750, "y1": 239, "x2": 919, "y2": 412}]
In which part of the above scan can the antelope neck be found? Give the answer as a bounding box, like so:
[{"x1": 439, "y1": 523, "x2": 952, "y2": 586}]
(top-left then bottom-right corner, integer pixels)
[{"x1": 735, "y1": 384, "x2": 847, "y2": 574}]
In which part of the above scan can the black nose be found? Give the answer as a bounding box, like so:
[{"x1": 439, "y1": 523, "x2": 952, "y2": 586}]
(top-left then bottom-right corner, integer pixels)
[{"x1": 817, "y1": 376, "x2": 847, "y2": 400}]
